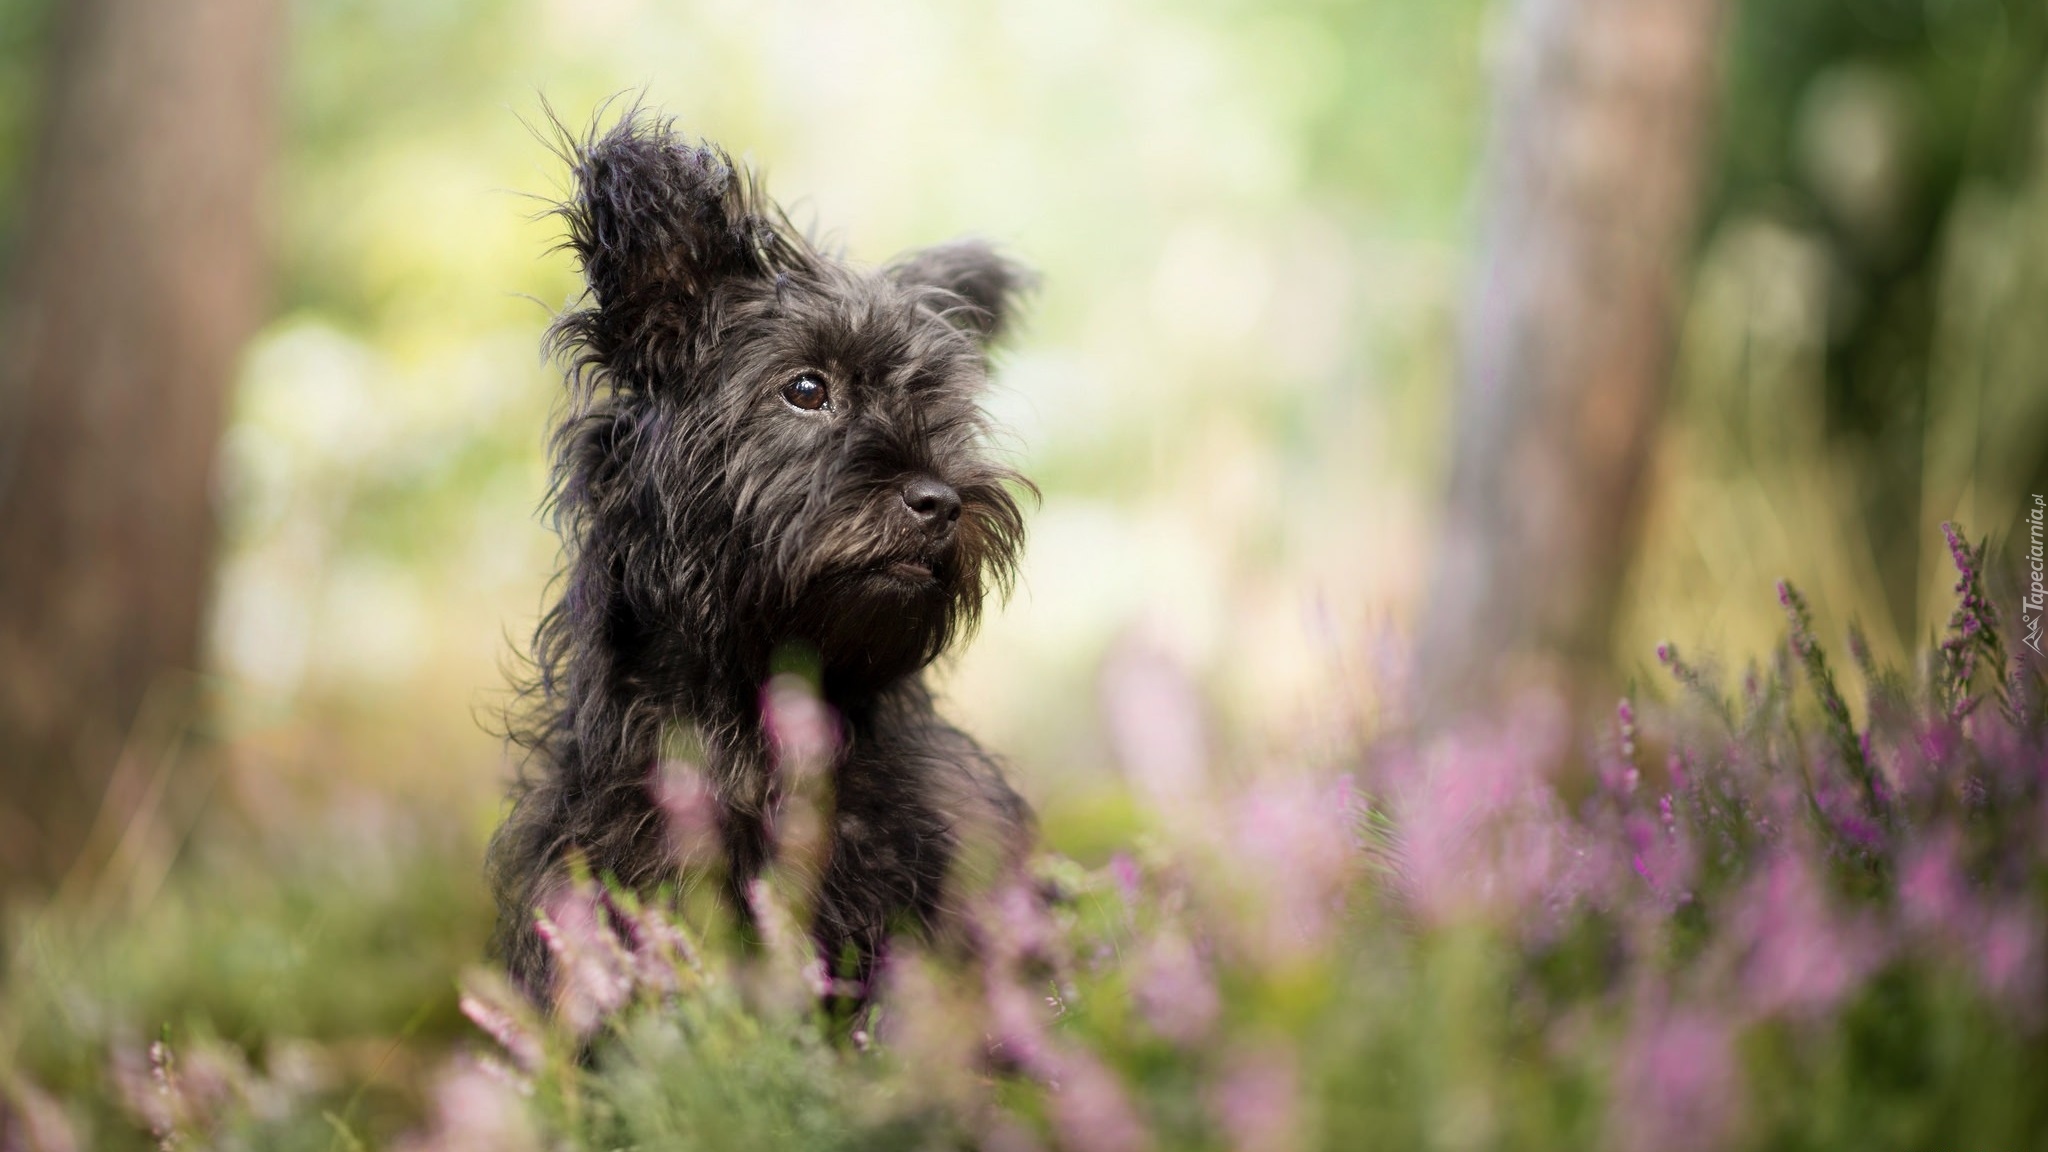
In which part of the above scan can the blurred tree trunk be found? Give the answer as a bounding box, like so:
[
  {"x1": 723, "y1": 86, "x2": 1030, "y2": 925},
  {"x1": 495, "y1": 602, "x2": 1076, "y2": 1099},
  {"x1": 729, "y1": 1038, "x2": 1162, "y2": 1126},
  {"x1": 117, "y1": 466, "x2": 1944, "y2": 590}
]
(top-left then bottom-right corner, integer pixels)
[
  {"x1": 1418, "y1": 0, "x2": 1726, "y2": 714},
  {"x1": 0, "y1": 0, "x2": 280, "y2": 896}
]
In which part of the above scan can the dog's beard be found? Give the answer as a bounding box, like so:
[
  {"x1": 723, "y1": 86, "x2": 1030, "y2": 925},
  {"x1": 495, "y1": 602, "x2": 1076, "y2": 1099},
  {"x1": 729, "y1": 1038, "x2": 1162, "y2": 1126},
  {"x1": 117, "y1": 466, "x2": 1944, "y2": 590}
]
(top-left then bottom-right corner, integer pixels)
[
  {"x1": 783, "y1": 563, "x2": 957, "y2": 689},
  {"x1": 763, "y1": 481, "x2": 1019, "y2": 691}
]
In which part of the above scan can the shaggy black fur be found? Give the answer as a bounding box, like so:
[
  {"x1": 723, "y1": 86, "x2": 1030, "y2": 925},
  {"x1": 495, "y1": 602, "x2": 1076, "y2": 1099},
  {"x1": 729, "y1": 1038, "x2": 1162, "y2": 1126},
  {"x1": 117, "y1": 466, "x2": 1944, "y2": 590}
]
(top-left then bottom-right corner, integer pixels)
[{"x1": 489, "y1": 110, "x2": 1037, "y2": 1000}]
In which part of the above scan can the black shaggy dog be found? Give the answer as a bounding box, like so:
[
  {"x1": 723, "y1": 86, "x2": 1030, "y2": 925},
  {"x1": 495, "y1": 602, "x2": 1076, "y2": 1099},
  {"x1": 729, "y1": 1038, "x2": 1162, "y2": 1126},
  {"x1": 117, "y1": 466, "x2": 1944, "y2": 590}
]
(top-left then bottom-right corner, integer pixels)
[{"x1": 490, "y1": 111, "x2": 1037, "y2": 1002}]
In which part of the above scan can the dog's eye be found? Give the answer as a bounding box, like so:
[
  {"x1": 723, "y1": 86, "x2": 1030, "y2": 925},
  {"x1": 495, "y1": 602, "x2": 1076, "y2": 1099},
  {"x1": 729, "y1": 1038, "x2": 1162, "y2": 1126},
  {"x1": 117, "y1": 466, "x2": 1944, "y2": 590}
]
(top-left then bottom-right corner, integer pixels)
[{"x1": 781, "y1": 374, "x2": 830, "y2": 412}]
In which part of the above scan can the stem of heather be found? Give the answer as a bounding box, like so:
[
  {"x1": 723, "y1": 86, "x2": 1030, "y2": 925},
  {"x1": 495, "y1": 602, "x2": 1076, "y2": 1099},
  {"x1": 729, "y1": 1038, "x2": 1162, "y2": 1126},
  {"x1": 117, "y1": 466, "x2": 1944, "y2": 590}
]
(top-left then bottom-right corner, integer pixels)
[{"x1": 1778, "y1": 581, "x2": 1883, "y2": 824}]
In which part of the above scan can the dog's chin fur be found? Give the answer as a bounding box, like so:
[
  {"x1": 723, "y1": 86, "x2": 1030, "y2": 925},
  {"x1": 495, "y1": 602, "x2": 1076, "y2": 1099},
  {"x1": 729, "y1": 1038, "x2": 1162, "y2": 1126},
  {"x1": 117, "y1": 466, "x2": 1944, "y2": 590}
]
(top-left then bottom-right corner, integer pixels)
[
  {"x1": 791, "y1": 569, "x2": 952, "y2": 690},
  {"x1": 488, "y1": 107, "x2": 1039, "y2": 1005}
]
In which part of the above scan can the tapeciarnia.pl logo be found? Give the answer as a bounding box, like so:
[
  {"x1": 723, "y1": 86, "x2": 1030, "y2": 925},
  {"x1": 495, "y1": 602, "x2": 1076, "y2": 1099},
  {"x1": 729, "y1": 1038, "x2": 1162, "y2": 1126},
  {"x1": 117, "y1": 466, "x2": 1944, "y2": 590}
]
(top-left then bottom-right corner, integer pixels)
[{"x1": 2026, "y1": 494, "x2": 2044, "y2": 657}]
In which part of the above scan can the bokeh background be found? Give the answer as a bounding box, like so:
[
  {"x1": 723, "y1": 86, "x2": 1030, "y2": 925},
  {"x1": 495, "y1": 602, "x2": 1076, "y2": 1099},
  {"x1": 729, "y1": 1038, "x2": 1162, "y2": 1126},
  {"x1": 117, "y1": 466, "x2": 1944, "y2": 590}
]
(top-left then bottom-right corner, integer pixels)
[{"x1": 0, "y1": 0, "x2": 2044, "y2": 1144}]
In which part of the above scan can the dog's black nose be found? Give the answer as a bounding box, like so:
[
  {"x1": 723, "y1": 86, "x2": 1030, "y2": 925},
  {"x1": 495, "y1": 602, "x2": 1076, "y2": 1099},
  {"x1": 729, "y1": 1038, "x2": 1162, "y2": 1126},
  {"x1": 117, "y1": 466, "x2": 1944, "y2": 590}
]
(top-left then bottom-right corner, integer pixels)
[{"x1": 902, "y1": 476, "x2": 962, "y2": 532}]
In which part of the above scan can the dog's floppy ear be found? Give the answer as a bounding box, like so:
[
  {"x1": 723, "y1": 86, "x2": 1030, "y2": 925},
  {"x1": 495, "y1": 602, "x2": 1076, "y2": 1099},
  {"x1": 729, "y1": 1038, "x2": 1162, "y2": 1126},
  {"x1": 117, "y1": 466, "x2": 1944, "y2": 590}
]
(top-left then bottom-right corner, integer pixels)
[
  {"x1": 888, "y1": 239, "x2": 1035, "y2": 346},
  {"x1": 559, "y1": 113, "x2": 799, "y2": 325}
]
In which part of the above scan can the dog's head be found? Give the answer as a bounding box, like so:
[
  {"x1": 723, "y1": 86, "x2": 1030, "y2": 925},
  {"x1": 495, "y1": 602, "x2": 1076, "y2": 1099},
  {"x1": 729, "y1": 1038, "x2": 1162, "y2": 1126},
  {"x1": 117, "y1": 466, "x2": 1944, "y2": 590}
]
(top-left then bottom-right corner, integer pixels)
[{"x1": 546, "y1": 113, "x2": 1032, "y2": 693}]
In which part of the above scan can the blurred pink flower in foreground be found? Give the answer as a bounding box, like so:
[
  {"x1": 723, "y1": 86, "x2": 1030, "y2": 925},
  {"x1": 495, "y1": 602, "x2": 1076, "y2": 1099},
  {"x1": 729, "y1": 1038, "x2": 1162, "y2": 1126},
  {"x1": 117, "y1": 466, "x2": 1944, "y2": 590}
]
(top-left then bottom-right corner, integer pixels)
[
  {"x1": 746, "y1": 877, "x2": 832, "y2": 1002},
  {"x1": 2, "y1": 1075, "x2": 79, "y2": 1152},
  {"x1": 984, "y1": 877, "x2": 1060, "y2": 968},
  {"x1": 1898, "y1": 832, "x2": 2045, "y2": 1018},
  {"x1": 762, "y1": 672, "x2": 839, "y2": 775},
  {"x1": 457, "y1": 985, "x2": 544, "y2": 1079},
  {"x1": 535, "y1": 881, "x2": 633, "y2": 1037},
  {"x1": 1898, "y1": 833, "x2": 1969, "y2": 936},
  {"x1": 984, "y1": 957, "x2": 1151, "y2": 1152},
  {"x1": 614, "y1": 895, "x2": 701, "y2": 996},
  {"x1": 1610, "y1": 1003, "x2": 1740, "y2": 1152},
  {"x1": 649, "y1": 757, "x2": 722, "y2": 871},
  {"x1": 1099, "y1": 629, "x2": 1356, "y2": 962},
  {"x1": 1100, "y1": 635, "x2": 1209, "y2": 813},
  {"x1": 1224, "y1": 773, "x2": 1357, "y2": 959},
  {"x1": 1377, "y1": 694, "x2": 1572, "y2": 927},
  {"x1": 1133, "y1": 927, "x2": 1220, "y2": 1046},
  {"x1": 1208, "y1": 1047, "x2": 1301, "y2": 1152},
  {"x1": 759, "y1": 674, "x2": 839, "y2": 877},
  {"x1": 392, "y1": 1058, "x2": 541, "y2": 1152},
  {"x1": 1977, "y1": 906, "x2": 2044, "y2": 1018},
  {"x1": 1043, "y1": 1049, "x2": 1151, "y2": 1152},
  {"x1": 110, "y1": 1038, "x2": 246, "y2": 1151},
  {"x1": 1726, "y1": 853, "x2": 1882, "y2": 1021}
]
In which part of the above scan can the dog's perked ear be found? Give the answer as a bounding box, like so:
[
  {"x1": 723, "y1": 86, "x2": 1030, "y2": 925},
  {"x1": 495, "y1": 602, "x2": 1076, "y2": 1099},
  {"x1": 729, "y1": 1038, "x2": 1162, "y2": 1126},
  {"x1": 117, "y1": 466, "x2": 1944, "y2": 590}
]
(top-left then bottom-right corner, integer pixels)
[
  {"x1": 887, "y1": 239, "x2": 1036, "y2": 346},
  {"x1": 557, "y1": 113, "x2": 804, "y2": 349}
]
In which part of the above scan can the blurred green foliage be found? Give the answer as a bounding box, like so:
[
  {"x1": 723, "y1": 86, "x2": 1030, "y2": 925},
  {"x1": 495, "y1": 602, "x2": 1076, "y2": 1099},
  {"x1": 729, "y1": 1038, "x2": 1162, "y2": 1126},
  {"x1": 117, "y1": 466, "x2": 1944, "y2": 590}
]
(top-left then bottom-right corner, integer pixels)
[
  {"x1": 1711, "y1": 0, "x2": 2048, "y2": 643},
  {"x1": 1625, "y1": 0, "x2": 2048, "y2": 671}
]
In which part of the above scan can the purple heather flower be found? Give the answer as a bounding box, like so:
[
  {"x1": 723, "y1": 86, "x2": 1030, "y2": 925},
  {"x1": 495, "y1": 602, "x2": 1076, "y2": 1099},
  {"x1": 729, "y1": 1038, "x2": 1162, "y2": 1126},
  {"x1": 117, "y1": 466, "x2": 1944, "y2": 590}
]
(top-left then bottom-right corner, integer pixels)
[
  {"x1": 458, "y1": 977, "x2": 545, "y2": 1076},
  {"x1": 1898, "y1": 834, "x2": 1968, "y2": 937},
  {"x1": 1728, "y1": 854, "x2": 1882, "y2": 1020},
  {"x1": 1977, "y1": 905, "x2": 2044, "y2": 1019},
  {"x1": 1099, "y1": 636, "x2": 1210, "y2": 815},
  {"x1": 744, "y1": 878, "x2": 831, "y2": 1002},
  {"x1": 391, "y1": 1057, "x2": 542, "y2": 1152},
  {"x1": 1208, "y1": 1048, "x2": 1300, "y2": 1152},
  {"x1": 1044, "y1": 1049, "x2": 1152, "y2": 1152},
  {"x1": 1915, "y1": 719, "x2": 1960, "y2": 766},
  {"x1": 985, "y1": 969, "x2": 1057, "y2": 1075},
  {"x1": 1814, "y1": 783, "x2": 1883, "y2": 850},
  {"x1": 1607, "y1": 792, "x2": 1697, "y2": 914},
  {"x1": 1132, "y1": 927, "x2": 1220, "y2": 1046},
  {"x1": 3, "y1": 1076, "x2": 78, "y2": 1152},
  {"x1": 1609, "y1": 1004, "x2": 1741, "y2": 1152},
  {"x1": 1970, "y1": 713, "x2": 2045, "y2": 795},
  {"x1": 1943, "y1": 521, "x2": 1977, "y2": 585},
  {"x1": 109, "y1": 1037, "x2": 255, "y2": 1152},
  {"x1": 1937, "y1": 523, "x2": 2006, "y2": 722},
  {"x1": 1108, "y1": 852, "x2": 1143, "y2": 907},
  {"x1": 757, "y1": 681, "x2": 837, "y2": 874},
  {"x1": 649, "y1": 759, "x2": 723, "y2": 871},
  {"x1": 536, "y1": 882, "x2": 634, "y2": 1036},
  {"x1": 109, "y1": 1042, "x2": 181, "y2": 1150},
  {"x1": 1379, "y1": 694, "x2": 1572, "y2": 927},
  {"x1": 761, "y1": 672, "x2": 839, "y2": 776},
  {"x1": 1776, "y1": 581, "x2": 1808, "y2": 654},
  {"x1": 1226, "y1": 773, "x2": 1357, "y2": 956},
  {"x1": 984, "y1": 878, "x2": 1058, "y2": 967},
  {"x1": 614, "y1": 897, "x2": 701, "y2": 995},
  {"x1": 1896, "y1": 819, "x2": 2043, "y2": 1018}
]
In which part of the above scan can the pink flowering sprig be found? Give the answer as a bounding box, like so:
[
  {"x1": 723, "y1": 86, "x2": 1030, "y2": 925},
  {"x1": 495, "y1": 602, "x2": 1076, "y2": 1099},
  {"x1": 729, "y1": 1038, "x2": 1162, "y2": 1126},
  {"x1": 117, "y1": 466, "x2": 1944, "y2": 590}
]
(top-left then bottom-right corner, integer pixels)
[
  {"x1": 1657, "y1": 641, "x2": 1735, "y2": 730},
  {"x1": 1609, "y1": 999, "x2": 1741, "y2": 1152},
  {"x1": 534, "y1": 880, "x2": 636, "y2": 1038},
  {"x1": 459, "y1": 970, "x2": 549, "y2": 1081},
  {"x1": 758, "y1": 673, "x2": 842, "y2": 928},
  {"x1": 1938, "y1": 522, "x2": 2009, "y2": 723},
  {"x1": 523, "y1": 867, "x2": 718, "y2": 1046},
  {"x1": 392, "y1": 1057, "x2": 543, "y2": 1152},
  {"x1": 108, "y1": 1035, "x2": 266, "y2": 1152},
  {"x1": 0, "y1": 1071, "x2": 79, "y2": 1152}
]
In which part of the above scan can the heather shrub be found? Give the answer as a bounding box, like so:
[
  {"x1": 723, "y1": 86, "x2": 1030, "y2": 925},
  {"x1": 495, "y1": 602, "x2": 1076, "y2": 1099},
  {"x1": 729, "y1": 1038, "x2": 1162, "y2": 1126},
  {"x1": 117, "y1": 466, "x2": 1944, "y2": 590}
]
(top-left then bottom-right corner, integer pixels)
[{"x1": 6, "y1": 522, "x2": 2044, "y2": 1151}]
